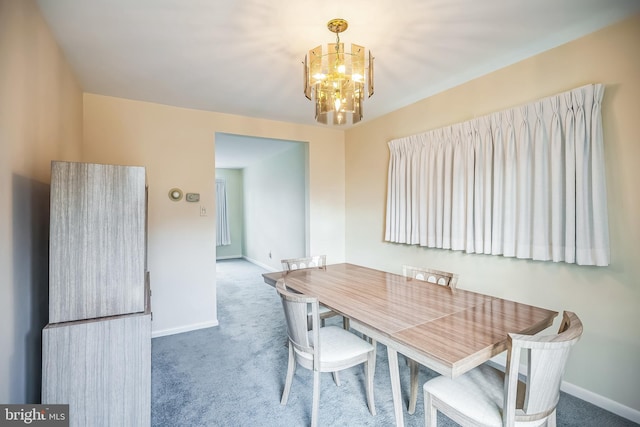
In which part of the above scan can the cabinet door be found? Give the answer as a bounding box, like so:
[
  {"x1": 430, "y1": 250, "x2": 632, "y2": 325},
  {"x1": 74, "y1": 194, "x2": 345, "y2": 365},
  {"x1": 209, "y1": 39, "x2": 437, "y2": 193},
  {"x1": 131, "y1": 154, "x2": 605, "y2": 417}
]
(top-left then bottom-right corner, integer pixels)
[
  {"x1": 42, "y1": 314, "x2": 151, "y2": 427},
  {"x1": 49, "y1": 161, "x2": 146, "y2": 322}
]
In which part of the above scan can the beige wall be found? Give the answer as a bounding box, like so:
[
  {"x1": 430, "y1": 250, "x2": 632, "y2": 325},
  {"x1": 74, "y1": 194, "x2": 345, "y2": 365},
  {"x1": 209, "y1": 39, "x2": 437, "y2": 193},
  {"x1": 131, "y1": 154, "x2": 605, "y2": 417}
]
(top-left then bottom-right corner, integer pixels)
[
  {"x1": 0, "y1": 0, "x2": 83, "y2": 403},
  {"x1": 82, "y1": 94, "x2": 346, "y2": 336},
  {"x1": 345, "y1": 14, "x2": 640, "y2": 413}
]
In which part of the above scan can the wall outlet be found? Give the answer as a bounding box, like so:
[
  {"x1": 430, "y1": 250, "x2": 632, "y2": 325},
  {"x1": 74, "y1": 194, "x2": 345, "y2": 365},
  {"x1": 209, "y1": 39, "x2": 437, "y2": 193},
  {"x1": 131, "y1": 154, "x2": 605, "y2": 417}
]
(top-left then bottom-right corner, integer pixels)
[{"x1": 200, "y1": 206, "x2": 207, "y2": 216}]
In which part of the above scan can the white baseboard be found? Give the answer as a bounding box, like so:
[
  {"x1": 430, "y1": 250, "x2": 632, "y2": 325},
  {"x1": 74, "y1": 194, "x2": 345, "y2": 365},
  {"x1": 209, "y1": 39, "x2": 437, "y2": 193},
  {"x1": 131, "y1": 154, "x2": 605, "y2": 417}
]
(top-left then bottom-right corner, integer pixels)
[
  {"x1": 242, "y1": 256, "x2": 278, "y2": 272},
  {"x1": 151, "y1": 319, "x2": 219, "y2": 338},
  {"x1": 215, "y1": 255, "x2": 243, "y2": 260},
  {"x1": 487, "y1": 354, "x2": 640, "y2": 424},
  {"x1": 561, "y1": 381, "x2": 640, "y2": 424}
]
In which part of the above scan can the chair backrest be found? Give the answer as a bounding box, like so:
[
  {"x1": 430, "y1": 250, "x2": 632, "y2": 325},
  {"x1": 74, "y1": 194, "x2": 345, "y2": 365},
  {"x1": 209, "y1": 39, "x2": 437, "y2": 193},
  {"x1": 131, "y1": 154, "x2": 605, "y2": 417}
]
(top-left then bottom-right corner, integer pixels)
[
  {"x1": 275, "y1": 279, "x2": 321, "y2": 368},
  {"x1": 402, "y1": 265, "x2": 459, "y2": 290},
  {"x1": 281, "y1": 255, "x2": 327, "y2": 271},
  {"x1": 503, "y1": 311, "x2": 583, "y2": 425}
]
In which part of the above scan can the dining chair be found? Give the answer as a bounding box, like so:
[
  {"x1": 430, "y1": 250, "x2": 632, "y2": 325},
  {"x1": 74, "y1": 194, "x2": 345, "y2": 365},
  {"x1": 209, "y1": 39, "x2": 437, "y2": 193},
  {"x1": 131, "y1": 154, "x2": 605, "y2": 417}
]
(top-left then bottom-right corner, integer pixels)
[
  {"x1": 281, "y1": 255, "x2": 327, "y2": 271},
  {"x1": 276, "y1": 279, "x2": 376, "y2": 427},
  {"x1": 402, "y1": 265, "x2": 459, "y2": 289},
  {"x1": 281, "y1": 255, "x2": 349, "y2": 330},
  {"x1": 402, "y1": 265, "x2": 459, "y2": 414},
  {"x1": 423, "y1": 311, "x2": 583, "y2": 427}
]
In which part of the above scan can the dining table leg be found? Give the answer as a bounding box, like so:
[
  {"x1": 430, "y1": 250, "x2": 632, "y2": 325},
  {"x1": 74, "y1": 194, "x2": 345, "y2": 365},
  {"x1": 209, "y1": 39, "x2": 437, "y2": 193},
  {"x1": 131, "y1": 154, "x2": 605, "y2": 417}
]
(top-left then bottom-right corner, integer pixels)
[{"x1": 387, "y1": 347, "x2": 405, "y2": 426}]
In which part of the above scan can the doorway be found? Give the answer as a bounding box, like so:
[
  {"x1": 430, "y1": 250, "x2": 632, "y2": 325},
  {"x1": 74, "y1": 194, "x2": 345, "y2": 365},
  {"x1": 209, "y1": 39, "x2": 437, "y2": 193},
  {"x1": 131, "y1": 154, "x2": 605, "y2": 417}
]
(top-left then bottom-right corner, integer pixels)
[{"x1": 214, "y1": 132, "x2": 309, "y2": 272}]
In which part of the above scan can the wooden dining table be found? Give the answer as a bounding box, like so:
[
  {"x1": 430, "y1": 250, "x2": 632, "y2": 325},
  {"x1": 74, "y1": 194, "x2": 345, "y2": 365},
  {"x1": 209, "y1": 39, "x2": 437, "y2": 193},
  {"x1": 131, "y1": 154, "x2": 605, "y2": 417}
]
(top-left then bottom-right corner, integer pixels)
[{"x1": 262, "y1": 263, "x2": 557, "y2": 426}]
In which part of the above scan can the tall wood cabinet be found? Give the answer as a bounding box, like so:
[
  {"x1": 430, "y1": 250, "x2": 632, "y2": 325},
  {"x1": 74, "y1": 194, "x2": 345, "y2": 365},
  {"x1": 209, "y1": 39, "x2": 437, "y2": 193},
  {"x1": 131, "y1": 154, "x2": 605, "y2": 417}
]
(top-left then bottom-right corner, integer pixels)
[{"x1": 42, "y1": 161, "x2": 151, "y2": 427}]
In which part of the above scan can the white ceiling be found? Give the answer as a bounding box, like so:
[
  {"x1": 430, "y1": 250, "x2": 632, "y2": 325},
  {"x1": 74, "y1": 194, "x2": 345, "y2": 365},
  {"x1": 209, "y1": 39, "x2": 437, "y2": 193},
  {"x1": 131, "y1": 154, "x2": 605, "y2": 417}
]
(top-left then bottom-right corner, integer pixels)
[{"x1": 35, "y1": 0, "x2": 640, "y2": 166}]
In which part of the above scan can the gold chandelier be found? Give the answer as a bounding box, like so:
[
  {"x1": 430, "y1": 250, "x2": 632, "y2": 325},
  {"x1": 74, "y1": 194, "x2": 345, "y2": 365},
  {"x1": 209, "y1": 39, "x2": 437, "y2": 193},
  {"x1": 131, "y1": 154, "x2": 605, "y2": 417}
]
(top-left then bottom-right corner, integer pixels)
[{"x1": 303, "y1": 18, "x2": 374, "y2": 125}]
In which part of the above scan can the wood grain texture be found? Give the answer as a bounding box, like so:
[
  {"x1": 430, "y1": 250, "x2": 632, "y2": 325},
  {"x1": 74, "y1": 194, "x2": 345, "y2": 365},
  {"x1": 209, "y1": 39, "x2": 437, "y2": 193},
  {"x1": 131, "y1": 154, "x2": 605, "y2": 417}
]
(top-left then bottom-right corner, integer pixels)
[
  {"x1": 394, "y1": 298, "x2": 557, "y2": 377},
  {"x1": 49, "y1": 161, "x2": 146, "y2": 322},
  {"x1": 505, "y1": 311, "x2": 582, "y2": 423},
  {"x1": 281, "y1": 255, "x2": 348, "y2": 328},
  {"x1": 423, "y1": 312, "x2": 582, "y2": 427},
  {"x1": 401, "y1": 265, "x2": 459, "y2": 414},
  {"x1": 264, "y1": 264, "x2": 557, "y2": 376},
  {"x1": 42, "y1": 313, "x2": 151, "y2": 427},
  {"x1": 265, "y1": 264, "x2": 557, "y2": 427}
]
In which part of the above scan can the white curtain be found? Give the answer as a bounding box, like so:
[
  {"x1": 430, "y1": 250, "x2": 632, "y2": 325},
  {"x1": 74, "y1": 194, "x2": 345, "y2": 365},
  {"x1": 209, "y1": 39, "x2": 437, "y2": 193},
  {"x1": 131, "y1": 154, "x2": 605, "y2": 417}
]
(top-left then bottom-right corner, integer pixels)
[
  {"x1": 385, "y1": 84, "x2": 609, "y2": 266},
  {"x1": 216, "y1": 179, "x2": 231, "y2": 246}
]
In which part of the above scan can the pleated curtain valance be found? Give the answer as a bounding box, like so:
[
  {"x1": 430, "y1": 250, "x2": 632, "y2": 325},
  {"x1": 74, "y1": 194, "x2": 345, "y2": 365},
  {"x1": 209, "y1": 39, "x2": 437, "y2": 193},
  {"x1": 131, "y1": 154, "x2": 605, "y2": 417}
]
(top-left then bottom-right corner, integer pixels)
[{"x1": 384, "y1": 84, "x2": 610, "y2": 266}]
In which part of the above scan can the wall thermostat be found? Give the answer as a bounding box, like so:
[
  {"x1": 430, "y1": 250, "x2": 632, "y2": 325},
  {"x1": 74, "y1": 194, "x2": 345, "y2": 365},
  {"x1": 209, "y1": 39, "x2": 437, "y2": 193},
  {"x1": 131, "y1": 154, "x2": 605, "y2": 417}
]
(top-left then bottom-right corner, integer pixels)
[
  {"x1": 168, "y1": 188, "x2": 183, "y2": 201},
  {"x1": 186, "y1": 193, "x2": 200, "y2": 202}
]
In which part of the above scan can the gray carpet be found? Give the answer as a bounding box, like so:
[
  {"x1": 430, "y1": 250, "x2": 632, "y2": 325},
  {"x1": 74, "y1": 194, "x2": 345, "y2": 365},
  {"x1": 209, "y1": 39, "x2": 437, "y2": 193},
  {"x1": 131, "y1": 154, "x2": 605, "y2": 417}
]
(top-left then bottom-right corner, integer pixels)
[{"x1": 151, "y1": 259, "x2": 637, "y2": 426}]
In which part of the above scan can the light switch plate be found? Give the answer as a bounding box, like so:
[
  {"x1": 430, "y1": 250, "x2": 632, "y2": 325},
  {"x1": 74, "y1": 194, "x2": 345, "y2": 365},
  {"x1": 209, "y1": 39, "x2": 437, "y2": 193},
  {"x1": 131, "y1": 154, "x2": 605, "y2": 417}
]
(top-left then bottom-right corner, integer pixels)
[{"x1": 186, "y1": 193, "x2": 200, "y2": 202}]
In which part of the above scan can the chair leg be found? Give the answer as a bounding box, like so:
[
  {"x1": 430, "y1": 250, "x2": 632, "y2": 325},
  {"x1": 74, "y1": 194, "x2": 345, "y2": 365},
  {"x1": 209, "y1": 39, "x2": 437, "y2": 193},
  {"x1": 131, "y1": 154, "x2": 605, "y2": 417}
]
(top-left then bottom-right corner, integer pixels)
[
  {"x1": 281, "y1": 343, "x2": 296, "y2": 405},
  {"x1": 408, "y1": 359, "x2": 418, "y2": 414},
  {"x1": 343, "y1": 316, "x2": 350, "y2": 330},
  {"x1": 332, "y1": 371, "x2": 341, "y2": 386},
  {"x1": 311, "y1": 370, "x2": 321, "y2": 427},
  {"x1": 370, "y1": 339, "x2": 377, "y2": 378},
  {"x1": 365, "y1": 349, "x2": 377, "y2": 416},
  {"x1": 546, "y1": 409, "x2": 557, "y2": 427},
  {"x1": 424, "y1": 390, "x2": 437, "y2": 427}
]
